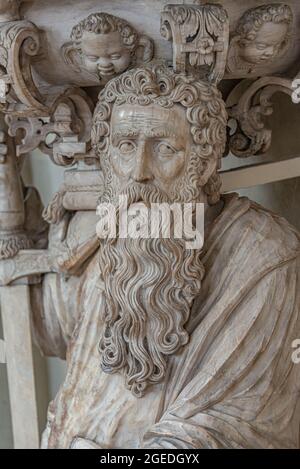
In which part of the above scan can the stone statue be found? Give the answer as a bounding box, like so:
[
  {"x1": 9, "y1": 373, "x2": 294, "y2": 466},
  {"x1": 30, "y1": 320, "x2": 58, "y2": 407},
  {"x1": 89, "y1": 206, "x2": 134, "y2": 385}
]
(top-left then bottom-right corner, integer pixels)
[
  {"x1": 30, "y1": 63, "x2": 300, "y2": 449},
  {"x1": 227, "y1": 4, "x2": 293, "y2": 74},
  {"x1": 61, "y1": 13, "x2": 154, "y2": 83},
  {"x1": 0, "y1": 0, "x2": 299, "y2": 452}
]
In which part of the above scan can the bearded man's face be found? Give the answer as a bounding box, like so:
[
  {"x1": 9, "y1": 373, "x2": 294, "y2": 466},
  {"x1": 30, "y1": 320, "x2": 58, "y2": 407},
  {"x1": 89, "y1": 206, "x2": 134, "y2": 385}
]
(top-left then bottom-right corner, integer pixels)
[
  {"x1": 98, "y1": 101, "x2": 205, "y2": 397},
  {"x1": 110, "y1": 102, "x2": 192, "y2": 200}
]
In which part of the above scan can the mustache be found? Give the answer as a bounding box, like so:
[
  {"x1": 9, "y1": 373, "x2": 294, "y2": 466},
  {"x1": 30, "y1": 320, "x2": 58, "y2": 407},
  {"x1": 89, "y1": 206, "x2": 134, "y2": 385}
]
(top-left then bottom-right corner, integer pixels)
[
  {"x1": 118, "y1": 182, "x2": 170, "y2": 208},
  {"x1": 97, "y1": 183, "x2": 171, "y2": 242}
]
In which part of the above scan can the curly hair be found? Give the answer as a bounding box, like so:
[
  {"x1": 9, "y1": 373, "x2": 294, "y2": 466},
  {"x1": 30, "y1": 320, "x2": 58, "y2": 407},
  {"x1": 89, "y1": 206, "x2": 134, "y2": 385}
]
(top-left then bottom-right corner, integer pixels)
[
  {"x1": 92, "y1": 62, "x2": 227, "y2": 205},
  {"x1": 237, "y1": 4, "x2": 293, "y2": 44},
  {"x1": 70, "y1": 13, "x2": 138, "y2": 53}
]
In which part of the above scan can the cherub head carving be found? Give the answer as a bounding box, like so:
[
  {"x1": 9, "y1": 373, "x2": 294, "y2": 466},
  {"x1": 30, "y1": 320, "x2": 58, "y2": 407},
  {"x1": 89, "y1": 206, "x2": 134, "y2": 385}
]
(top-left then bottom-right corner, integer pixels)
[
  {"x1": 92, "y1": 63, "x2": 227, "y2": 396},
  {"x1": 227, "y1": 4, "x2": 293, "y2": 73},
  {"x1": 62, "y1": 13, "x2": 154, "y2": 83}
]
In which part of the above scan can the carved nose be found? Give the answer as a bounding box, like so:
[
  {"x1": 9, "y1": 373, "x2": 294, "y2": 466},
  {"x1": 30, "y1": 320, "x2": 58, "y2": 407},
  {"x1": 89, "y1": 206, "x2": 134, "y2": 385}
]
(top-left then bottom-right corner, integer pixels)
[
  {"x1": 262, "y1": 47, "x2": 273, "y2": 58},
  {"x1": 132, "y1": 161, "x2": 153, "y2": 182},
  {"x1": 132, "y1": 144, "x2": 153, "y2": 183}
]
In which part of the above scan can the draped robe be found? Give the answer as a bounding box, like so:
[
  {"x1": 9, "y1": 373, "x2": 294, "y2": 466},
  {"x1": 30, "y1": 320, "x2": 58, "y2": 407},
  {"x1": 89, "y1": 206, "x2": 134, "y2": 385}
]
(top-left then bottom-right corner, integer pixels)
[{"x1": 31, "y1": 194, "x2": 300, "y2": 449}]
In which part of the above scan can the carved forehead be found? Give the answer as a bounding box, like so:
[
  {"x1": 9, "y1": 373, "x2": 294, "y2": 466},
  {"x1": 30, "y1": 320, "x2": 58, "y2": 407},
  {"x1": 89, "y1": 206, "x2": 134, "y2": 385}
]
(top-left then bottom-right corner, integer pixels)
[
  {"x1": 254, "y1": 22, "x2": 288, "y2": 43},
  {"x1": 71, "y1": 13, "x2": 138, "y2": 48},
  {"x1": 237, "y1": 5, "x2": 292, "y2": 38},
  {"x1": 81, "y1": 31, "x2": 124, "y2": 54},
  {"x1": 111, "y1": 103, "x2": 190, "y2": 138}
]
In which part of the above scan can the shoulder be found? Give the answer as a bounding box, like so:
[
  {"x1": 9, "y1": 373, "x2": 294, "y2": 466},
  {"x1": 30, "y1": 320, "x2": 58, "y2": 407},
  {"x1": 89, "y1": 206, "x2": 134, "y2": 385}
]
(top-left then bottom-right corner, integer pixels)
[
  {"x1": 190, "y1": 194, "x2": 300, "y2": 341},
  {"x1": 203, "y1": 193, "x2": 300, "y2": 269},
  {"x1": 246, "y1": 197, "x2": 299, "y2": 251}
]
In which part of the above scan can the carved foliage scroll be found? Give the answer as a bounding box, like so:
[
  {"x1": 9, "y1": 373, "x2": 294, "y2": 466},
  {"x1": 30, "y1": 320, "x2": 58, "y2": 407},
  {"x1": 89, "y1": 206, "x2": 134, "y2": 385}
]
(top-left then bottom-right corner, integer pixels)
[
  {"x1": 0, "y1": 20, "x2": 48, "y2": 116},
  {"x1": 6, "y1": 88, "x2": 94, "y2": 166},
  {"x1": 161, "y1": 3, "x2": 229, "y2": 84},
  {"x1": 227, "y1": 76, "x2": 293, "y2": 158}
]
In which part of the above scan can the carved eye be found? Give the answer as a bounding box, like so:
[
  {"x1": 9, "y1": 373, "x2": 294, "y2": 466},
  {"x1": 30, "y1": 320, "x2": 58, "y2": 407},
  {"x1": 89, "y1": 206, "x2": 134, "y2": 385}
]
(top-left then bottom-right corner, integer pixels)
[
  {"x1": 156, "y1": 142, "x2": 177, "y2": 157},
  {"x1": 117, "y1": 140, "x2": 136, "y2": 155},
  {"x1": 87, "y1": 55, "x2": 99, "y2": 62},
  {"x1": 256, "y1": 43, "x2": 268, "y2": 50},
  {"x1": 111, "y1": 53, "x2": 122, "y2": 60}
]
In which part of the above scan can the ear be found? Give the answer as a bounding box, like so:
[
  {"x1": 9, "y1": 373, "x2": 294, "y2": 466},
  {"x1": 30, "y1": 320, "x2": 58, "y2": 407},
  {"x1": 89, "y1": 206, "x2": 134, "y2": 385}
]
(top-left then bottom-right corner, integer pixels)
[
  {"x1": 197, "y1": 154, "x2": 219, "y2": 187},
  {"x1": 237, "y1": 37, "x2": 248, "y2": 49},
  {"x1": 61, "y1": 42, "x2": 82, "y2": 73},
  {"x1": 136, "y1": 35, "x2": 154, "y2": 63}
]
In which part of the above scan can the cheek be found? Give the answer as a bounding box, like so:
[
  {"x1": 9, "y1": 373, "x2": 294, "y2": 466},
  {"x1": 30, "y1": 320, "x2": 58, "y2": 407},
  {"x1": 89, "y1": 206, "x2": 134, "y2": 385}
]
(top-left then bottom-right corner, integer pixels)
[
  {"x1": 83, "y1": 58, "x2": 97, "y2": 71},
  {"x1": 110, "y1": 152, "x2": 134, "y2": 177},
  {"x1": 155, "y1": 154, "x2": 186, "y2": 180},
  {"x1": 113, "y1": 53, "x2": 132, "y2": 72},
  {"x1": 240, "y1": 44, "x2": 259, "y2": 62},
  {"x1": 245, "y1": 45, "x2": 257, "y2": 55}
]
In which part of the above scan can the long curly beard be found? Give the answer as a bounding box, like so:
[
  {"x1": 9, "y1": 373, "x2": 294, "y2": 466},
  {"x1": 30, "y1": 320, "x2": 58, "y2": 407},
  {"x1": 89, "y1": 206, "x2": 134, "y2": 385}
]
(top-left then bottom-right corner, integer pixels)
[{"x1": 98, "y1": 183, "x2": 205, "y2": 397}]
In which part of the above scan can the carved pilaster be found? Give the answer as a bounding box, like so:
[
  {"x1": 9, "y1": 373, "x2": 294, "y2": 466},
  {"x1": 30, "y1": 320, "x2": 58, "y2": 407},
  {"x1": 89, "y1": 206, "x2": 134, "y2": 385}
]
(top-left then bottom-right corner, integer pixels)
[
  {"x1": 0, "y1": 116, "x2": 32, "y2": 259},
  {"x1": 161, "y1": 3, "x2": 229, "y2": 84}
]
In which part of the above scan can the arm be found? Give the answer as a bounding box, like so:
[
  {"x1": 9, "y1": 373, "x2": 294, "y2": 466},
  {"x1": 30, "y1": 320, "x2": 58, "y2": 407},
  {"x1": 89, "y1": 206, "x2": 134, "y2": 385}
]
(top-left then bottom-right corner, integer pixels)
[
  {"x1": 143, "y1": 257, "x2": 300, "y2": 449},
  {"x1": 29, "y1": 207, "x2": 99, "y2": 359},
  {"x1": 30, "y1": 270, "x2": 83, "y2": 360}
]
